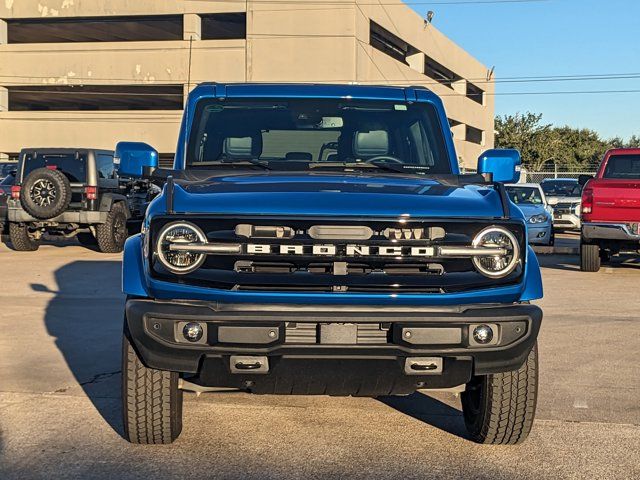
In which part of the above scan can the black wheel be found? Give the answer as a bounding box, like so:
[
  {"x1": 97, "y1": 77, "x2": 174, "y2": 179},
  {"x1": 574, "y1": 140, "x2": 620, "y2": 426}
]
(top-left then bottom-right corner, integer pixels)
[
  {"x1": 76, "y1": 232, "x2": 97, "y2": 247},
  {"x1": 8, "y1": 223, "x2": 40, "y2": 251},
  {"x1": 461, "y1": 343, "x2": 538, "y2": 445},
  {"x1": 96, "y1": 202, "x2": 128, "y2": 253},
  {"x1": 580, "y1": 243, "x2": 601, "y2": 272},
  {"x1": 19, "y1": 168, "x2": 71, "y2": 219},
  {"x1": 122, "y1": 331, "x2": 183, "y2": 444}
]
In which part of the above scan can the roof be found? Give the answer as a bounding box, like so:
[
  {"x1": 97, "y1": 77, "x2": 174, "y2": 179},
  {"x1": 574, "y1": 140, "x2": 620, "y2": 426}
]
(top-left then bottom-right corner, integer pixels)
[
  {"x1": 190, "y1": 82, "x2": 438, "y2": 103},
  {"x1": 540, "y1": 178, "x2": 578, "y2": 183},
  {"x1": 505, "y1": 183, "x2": 543, "y2": 189}
]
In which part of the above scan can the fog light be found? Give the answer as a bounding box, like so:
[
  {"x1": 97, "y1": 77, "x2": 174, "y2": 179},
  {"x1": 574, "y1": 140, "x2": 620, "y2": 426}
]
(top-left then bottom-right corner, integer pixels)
[
  {"x1": 183, "y1": 322, "x2": 204, "y2": 343},
  {"x1": 473, "y1": 325, "x2": 494, "y2": 344}
]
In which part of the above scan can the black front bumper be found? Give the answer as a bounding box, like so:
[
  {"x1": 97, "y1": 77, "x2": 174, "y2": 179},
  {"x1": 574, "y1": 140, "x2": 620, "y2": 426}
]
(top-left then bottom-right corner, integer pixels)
[{"x1": 125, "y1": 299, "x2": 542, "y2": 396}]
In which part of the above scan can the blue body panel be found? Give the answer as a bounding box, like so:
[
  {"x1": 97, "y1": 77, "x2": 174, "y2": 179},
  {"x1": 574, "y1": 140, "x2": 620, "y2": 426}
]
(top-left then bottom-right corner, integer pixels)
[
  {"x1": 518, "y1": 204, "x2": 553, "y2": 245},
  {"x1": 122, "y1": 83, "x2": 543, "y2": 306}
]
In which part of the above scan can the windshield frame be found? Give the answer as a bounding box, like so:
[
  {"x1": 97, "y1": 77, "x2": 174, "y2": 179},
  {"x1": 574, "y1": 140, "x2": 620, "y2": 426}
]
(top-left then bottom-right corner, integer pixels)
[{"x1": 182, "y1": 96, "x2": 455, "y2": 176}]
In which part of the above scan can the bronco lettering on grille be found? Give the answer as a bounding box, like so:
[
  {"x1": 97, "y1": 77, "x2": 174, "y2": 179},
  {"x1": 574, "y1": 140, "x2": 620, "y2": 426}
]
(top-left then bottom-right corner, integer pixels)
[{"x1": 245, "y1": 244, "x2": 436, "y2": 257}]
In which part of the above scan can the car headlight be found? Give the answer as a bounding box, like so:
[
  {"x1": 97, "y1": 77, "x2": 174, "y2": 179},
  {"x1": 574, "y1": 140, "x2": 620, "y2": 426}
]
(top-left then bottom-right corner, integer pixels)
[
  {"x1": 155, "y1": 221, "x2": 207, "y2": 274},
  {"x1": 528, "y1": 214, "x2": 548, "y2": 224},
  {"x1": 472, "y1": 226, "x2": 521, "y2": 278}
]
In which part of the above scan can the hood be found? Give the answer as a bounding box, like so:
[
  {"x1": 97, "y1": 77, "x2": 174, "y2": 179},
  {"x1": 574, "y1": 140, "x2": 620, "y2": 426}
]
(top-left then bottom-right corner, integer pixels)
[
  {"x1": 548, "y1": 195, "x2": 581, "y2": 204},
  {"x1": 162, "y1": 172, "x2": 507, "y2": 218},
  {"x1": 515, "y1": 203, "x2": 547, "y2": 218}
]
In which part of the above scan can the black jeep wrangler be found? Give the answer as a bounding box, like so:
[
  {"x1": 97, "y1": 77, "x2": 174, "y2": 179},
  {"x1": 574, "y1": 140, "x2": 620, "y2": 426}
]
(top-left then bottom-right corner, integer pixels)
[{"x1": 7, "y1": 148, "x2": 151, "y2": 253}]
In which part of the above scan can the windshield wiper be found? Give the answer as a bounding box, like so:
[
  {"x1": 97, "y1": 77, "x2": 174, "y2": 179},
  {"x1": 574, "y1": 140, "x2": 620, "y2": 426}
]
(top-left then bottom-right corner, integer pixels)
[
  {"x1": 192, "y1": 158, "x2": 272, "y2": 170},
  {"x1": 310, "y1": 161, "x2": 410, "y2": 175}
]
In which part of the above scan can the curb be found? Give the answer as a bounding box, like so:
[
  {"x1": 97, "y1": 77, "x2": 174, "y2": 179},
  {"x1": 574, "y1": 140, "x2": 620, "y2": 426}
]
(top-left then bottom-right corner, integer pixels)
[{"x1": 533, "y1": 246, "x2": 579, "y2": 255}]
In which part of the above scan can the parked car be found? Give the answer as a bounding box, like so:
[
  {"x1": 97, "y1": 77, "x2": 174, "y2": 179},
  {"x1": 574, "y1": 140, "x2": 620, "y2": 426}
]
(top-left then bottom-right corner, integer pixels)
[
  {"x1": 506, "y1": 183, "x2": 554, "y2": 246},
  {"x1": 7, "y1": 148, "x2": 156, "y2": 252},
  {"x1": 0, "y1": 162, "x2": 18, "y2": 181},
  {"x1": 540, "y1": 178, "x2": 583, "y2": 230},
  {"x1": 117, "y1": 83, "x2": 543, "y2": 446},
  {"x1": 580, "y1": 148, "x2": 640, "y2": 271},
  {"x1": 0, "y1": 171, "x2": 16, "y2": 237}
]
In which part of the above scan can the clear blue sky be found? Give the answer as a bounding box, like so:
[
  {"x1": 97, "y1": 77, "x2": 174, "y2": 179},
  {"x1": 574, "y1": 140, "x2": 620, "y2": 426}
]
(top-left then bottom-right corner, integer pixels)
[{"x1": 410, "y1": 0, "x2": 640, "y2": 140}]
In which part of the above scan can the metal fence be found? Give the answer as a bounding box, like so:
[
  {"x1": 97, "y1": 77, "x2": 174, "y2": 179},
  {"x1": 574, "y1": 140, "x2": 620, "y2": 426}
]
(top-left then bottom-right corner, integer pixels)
[{"x1": 523, "y1": 171, "x2": 595, "y2": 184}]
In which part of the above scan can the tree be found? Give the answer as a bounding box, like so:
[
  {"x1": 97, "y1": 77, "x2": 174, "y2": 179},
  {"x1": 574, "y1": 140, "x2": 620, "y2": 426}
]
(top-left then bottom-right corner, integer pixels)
[{"x1": 495, "y1": 112, "x2": 638, "y2": 171}]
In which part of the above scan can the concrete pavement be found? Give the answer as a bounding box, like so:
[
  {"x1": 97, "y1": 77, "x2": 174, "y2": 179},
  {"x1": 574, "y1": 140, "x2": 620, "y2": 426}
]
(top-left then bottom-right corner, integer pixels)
[{"x1": 0, "y1": 241, "x2": 638, "y2": 479}]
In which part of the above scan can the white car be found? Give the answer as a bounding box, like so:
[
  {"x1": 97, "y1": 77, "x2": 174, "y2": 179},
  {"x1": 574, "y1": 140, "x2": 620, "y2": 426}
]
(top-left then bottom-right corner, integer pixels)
[{"x1": 540, "y1": 178, "x2": 582, "y2": 230}]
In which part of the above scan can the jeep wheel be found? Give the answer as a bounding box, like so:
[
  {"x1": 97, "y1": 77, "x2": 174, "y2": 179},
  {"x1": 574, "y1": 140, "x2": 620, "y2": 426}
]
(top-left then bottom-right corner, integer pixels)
[
  {"x1": 461, "y1": 343, "x2": 538, "y2": 445},
  {"x1": 20, "y1": 167, "x2": 72, "y2": 219},
  {"x1": 580, "y1": 243, "x2": 601, "y2": 272},
  {"x1": 8, "y1": 223, "x2": 40, "y2": 251},
  {"x1": 122, "y1": 332, "x2": 183, "y2": 444},
  {"x1": 96, "y1": 202, "x2": 128, "y2": 253}
]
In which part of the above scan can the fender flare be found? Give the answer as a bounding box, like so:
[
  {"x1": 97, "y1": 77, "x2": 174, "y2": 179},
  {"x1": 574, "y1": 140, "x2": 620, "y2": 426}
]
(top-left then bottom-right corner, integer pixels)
[{"x1": 99, "y1": 193, "x2": 131, "y2": 218}]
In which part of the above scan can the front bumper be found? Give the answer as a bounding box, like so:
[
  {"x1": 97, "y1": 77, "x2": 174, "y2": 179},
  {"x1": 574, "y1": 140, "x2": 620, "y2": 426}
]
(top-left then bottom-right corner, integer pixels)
[
  {"x1": 8, "y1": 205, "x2": 107, "y2": 224},
  {"x1": 552, "y1": 213, "x2": 580, "y2": 229},
  {"x1": 125, "y1": 299, "x2": 542, "y2": 396},
  {"x1": 582, "y1": 222, "x2": 640, "y2": 242},
  {"x1": 527, "y1": 224, "x2": 552, "y2": 245}
]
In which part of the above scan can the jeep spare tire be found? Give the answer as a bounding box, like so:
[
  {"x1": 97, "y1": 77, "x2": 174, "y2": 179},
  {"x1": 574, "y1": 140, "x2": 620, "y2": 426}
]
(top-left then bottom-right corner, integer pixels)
[{"x1": 20, "y1": 168, "x2": 72, "y2": 219}]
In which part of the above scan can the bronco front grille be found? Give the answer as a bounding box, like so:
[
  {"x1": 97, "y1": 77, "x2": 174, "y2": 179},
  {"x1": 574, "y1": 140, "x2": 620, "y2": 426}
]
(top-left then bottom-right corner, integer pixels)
[{"x1": 149, "y1": 216, "x2": 526, "y2": 294}]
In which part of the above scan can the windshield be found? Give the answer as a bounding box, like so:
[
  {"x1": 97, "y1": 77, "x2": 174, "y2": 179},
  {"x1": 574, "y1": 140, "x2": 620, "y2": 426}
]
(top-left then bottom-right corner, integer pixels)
[
  {"x1": 186, "y1": 98, "x2": 451, "y2": 174},
  {"x1": 603, "y1": 155, "x2": 640, "y2": 179},
  {"x1": 23, "y1": 153, "x2": 87, "y2": 183},
  {"x1": 541, "y1": 180, "x2": 581, "y2": 197},
  {"x1": 506, "y1": 186, "x2": 544, "y2": 205}
]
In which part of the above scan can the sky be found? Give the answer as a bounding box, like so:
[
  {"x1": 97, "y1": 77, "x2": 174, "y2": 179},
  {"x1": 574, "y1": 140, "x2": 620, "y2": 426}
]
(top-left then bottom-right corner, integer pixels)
[{"x1": 409, "y1": 0, "x2": 640, "y2": 140}]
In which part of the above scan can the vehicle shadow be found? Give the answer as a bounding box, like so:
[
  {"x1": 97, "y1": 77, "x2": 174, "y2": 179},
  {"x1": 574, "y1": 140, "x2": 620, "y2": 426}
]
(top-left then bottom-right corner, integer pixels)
[
  {"x1": 538, "y1": 253, "x2": 640, "y2": 272},
  {"x1": 378, "y1": 392, "x2": 469, "y2": 439},
  {"x1": 32, "y1": 260, "x2": 125, "y2": 439}
]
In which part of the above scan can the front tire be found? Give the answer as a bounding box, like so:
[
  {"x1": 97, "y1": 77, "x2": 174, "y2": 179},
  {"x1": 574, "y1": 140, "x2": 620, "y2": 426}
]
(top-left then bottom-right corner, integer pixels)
[
  {"x1": 122, "y1": 332, "x2": 183, "y2": 444},
  {"x1": 96, "y1": 202, "x2": 128, "y2": 253},
  {"x1": 580, "y1": 243, "x2": 601, "y2": 272},
  {"x1": 461, "y1": 343, "x2": 538, "y2": 445},
  {"x1": 8, "y1": 223, "x2": 40, "y2": 251}
]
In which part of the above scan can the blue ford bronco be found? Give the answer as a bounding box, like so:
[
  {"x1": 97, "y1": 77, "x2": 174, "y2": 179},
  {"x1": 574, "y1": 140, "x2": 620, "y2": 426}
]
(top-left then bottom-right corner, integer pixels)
[{"x1": 117, "y1": 83, "x2": 543, "y2": 445}]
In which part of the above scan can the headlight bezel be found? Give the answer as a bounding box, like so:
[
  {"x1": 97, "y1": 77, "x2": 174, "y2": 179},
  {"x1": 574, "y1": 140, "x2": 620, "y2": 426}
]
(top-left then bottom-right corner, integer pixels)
[
  {"x1": 528, "y1": 213, "x2": 549, "y2": 224},
  {"x1": 471, "y1": 226, "x2": 521, "y2": 278},
  {"x1": 155, "y1": 221, "x2": 207, "y2": 274}
]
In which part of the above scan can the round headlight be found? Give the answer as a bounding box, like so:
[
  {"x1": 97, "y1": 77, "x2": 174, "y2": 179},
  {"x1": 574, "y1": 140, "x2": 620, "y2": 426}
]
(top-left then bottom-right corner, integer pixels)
[
  {"x1": 156, "y1": 222, "x2": 207, "y2": 274},
  {"x1": 472, "y1": 226, "x2": 520, "y2": 278}
]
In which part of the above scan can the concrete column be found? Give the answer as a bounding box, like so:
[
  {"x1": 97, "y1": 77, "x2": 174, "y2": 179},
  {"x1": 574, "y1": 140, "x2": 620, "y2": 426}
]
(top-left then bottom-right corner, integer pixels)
[
  {"x1": 406, "y1": 52, "x2": 425, "y2": 74},
  {"x1": 452, "y1": 78, "x2": 467, "y2": 95},
  {"x1": 0, "y1": 20, "x2": 7, "y2": 45},
  {"x1": 184, "y1": 14, "x2": 202, "y2": 41},
  {"x1": 0, "y1": 87, "x2": 8, "y2": 112}
]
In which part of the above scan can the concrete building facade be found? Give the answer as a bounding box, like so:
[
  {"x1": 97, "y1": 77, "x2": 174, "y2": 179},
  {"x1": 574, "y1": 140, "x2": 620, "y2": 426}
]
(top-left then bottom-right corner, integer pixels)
[{"x1": 0, "y1": 0, "x2": 494, "y2": 168}]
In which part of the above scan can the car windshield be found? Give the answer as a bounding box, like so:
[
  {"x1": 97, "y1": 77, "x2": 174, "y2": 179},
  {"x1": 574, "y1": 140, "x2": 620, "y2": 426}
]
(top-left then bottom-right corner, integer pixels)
[
  {"x1": 506, "y1": 186, "x2": 543, "y2": 205},
  {"x1": 603, "y1": 154, "x2": 640, "y2": 179},
  {"x1": 23, "y1": 153, "x2": 87, "y2": 183},
  {"x1": 186, "y1": 98, "x2": 452, "y2": 174},
  {"x1": 541, "y1": 180, "x2": 581, "y2": 197}
]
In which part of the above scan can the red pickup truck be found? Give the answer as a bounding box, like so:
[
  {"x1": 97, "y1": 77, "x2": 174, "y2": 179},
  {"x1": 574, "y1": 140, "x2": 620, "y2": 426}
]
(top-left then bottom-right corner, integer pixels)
[{"x1": 580, "y1": 148, "x2": 640, "y2": 271}]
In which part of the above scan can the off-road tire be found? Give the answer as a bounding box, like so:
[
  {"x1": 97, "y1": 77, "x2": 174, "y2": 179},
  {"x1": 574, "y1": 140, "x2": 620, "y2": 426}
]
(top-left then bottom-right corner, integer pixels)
[
  {"x1": 122, "y1": 333, "x2": 183, "y2": 444},
  {"x1": 77, "y1": 232, "x2": 97, "y2": 247},
  {"x1": 461, "y1": 343, "x2": 538, "y2": 445},
  {"x1": 8, "y1": 223, "x2": 40, "y2": 251},
  {"x1": 20, "y1": 167, "x2": 71, "y2": 219},
  {"x1": 96, "y1": 202, "x2": 128, "y2": 253},
  {"x1": 580, "y1": 243, "x2": 601, "y2": 272}
]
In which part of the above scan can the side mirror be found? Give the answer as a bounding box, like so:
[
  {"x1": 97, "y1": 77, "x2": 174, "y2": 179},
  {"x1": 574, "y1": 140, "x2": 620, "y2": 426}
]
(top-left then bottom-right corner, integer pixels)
[
  {"x1": 578, "y1": 174, "x2": 593, "y2": 187},
  {"x1": 477, "y1": 149, "x2": 522, "y2": 183},
  {"x1": 115, "y1": 142, "x2": 158, "y2": 178}
]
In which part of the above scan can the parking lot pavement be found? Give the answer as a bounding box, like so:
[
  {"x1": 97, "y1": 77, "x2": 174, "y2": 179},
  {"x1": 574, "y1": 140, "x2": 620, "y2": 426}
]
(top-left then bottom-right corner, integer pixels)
[{"x1": 0, "y1": 242, "x2": 639, "y2": 479}]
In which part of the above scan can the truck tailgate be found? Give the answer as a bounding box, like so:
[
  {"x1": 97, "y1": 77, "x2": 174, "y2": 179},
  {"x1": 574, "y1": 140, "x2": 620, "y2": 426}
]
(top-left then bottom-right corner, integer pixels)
[{"x1": 589, "y1": 179, "x2": 640, "y2": 222}]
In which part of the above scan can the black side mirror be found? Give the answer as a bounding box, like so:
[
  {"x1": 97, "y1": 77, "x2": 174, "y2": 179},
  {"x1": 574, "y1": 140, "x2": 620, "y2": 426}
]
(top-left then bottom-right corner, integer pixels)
[{"x1": 578, "y1": 174, "x2": 593, "y2": 186}]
